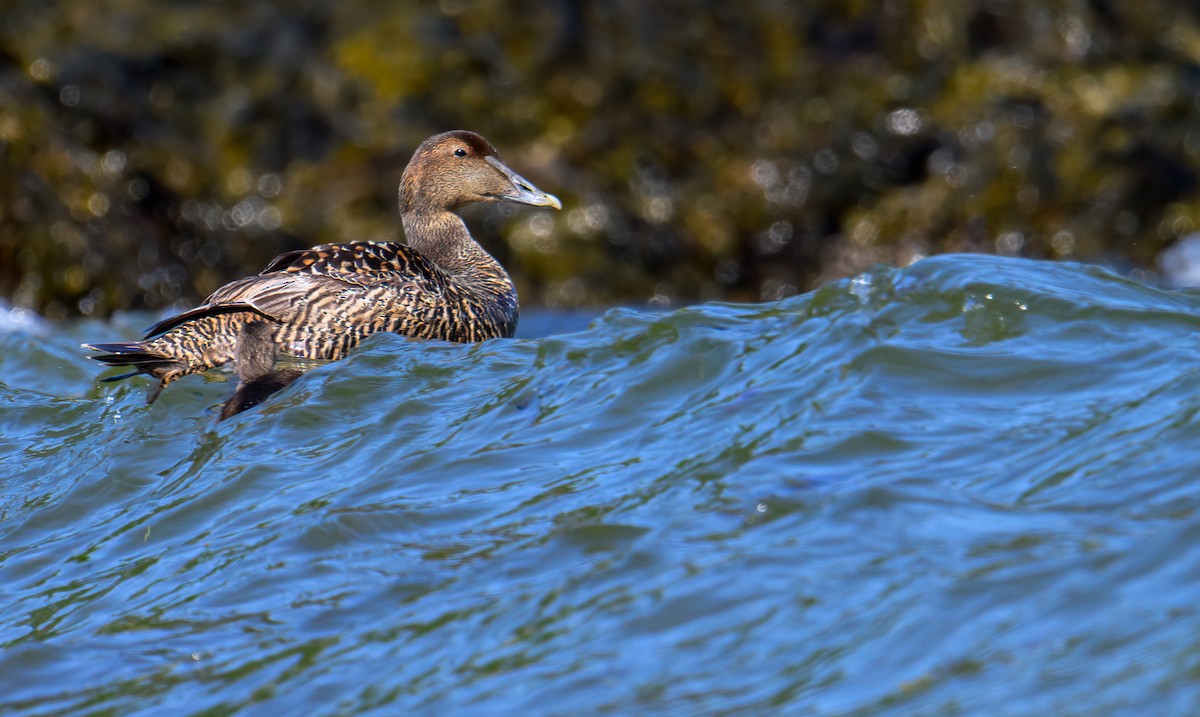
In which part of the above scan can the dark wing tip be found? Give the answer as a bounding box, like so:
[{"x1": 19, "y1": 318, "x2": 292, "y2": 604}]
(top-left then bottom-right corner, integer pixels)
[
  {"x1": 99, "y1": 371, "x2": 140, "y2": 383},
  {"x1": 218, "y1": 369, "x2": 303, "y2": 421},
  {"x1": 144, "y1": 302, "x2": 276, "y2": 339}
]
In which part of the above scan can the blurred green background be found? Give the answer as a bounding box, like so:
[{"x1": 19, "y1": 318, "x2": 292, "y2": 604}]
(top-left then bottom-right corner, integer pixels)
[{"x1": 2, "y1": 0, "x2": 1200, "y2": 319}]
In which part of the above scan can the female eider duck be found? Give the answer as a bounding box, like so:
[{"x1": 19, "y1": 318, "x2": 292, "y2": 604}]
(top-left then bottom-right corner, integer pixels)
[{"x1": 84, "y1": 130, "x2": 561, "y2": 405}]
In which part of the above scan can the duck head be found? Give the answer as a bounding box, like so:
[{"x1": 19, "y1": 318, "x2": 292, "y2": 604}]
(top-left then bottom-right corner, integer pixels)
[{"x1": 400, "y1": 130, "x2": 562, "y2": 214}]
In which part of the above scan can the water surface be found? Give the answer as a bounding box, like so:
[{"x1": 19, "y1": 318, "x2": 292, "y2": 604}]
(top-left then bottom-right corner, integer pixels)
[{"x1": 3, "y1": 254, "x2": 1200, "y2": 715}]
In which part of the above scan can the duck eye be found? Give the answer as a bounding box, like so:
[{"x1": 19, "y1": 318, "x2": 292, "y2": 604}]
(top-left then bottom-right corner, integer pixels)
[{"x1": 454, "y1": 148, "x2": 467, "y2": 157}]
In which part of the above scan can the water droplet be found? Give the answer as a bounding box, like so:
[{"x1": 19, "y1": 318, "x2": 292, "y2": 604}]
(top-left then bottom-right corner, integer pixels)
[
  {"x1": 813, "y1": 149, "x2": 838, "y2": 175},
  {"x1": 87, "y1": 193, "x2": 110, "y2": 217},
  {"x1": 996, "y1": 232, "x2": 1025, "y2": 255},
  {"x1": 887, "y1": 108, "x2": 922, "y2": 136},
  {"x1": 29, "y1": 58, "x2": 51, "y2": 81},
  {"x1": 715, "y1": 260, "x2": 739, "y2": 284},
  {"x1": 231, "y1": 199, "x2": 258, "y2": 227},
  {"x1": 128, "y1": 177, "x2": 149, "y2": 201},
  {"x1": 755, "y1": 221, "x2": 793, "y2": 255},
  {"x1": 851, "y1": 132, "x2": 878, "y2": 160},
  {"x1": 227, "y1": 168, "x2": 253, "y2": 195},
  {"x1": 257, "y1": 173, "x2": 282, "y2": 198},
  {"x1": 59, "y1": 85, "x2": 80, "y2": 107},
  {"x1": 752, "y1": 159, "x2": 779, "y2": 188},
  {"x1": 102, "y1": 149, "x2": 126, "y2": 176},
  {"x1": 1052, "y1": 231, "x2": 1076, "y2": 256},
  {"x1": 642, "y1": 196, "x2": 672, "y2": 224},
  {"x1": 584, "y1": 203, "x2": 609, "y2": 231},
  {"x1": 257, "y1": 206, "x2": 282, "y2": 231},
  {"x1": 850, "y1": 272, "x2": 874, "y2": 300}
]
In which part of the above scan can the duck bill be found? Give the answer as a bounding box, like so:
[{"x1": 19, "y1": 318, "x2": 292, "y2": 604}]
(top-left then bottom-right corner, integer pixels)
[{"x1": 486, "y1": 155, "x2": 562, "y2": 209}]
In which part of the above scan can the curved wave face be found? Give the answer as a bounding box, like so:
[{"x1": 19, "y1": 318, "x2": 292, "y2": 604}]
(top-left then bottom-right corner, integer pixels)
[{"x1": 3, "y1": 254, "x2": 1200, "y2": 714}]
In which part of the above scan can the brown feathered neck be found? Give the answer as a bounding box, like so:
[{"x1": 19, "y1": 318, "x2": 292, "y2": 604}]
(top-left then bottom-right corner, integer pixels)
[
  {"x1": 399, "y1": 209, "x2": 504, "y2": 278},
  {"x1": 397, "y1": 131, "x2": 507, "y2": 277}
]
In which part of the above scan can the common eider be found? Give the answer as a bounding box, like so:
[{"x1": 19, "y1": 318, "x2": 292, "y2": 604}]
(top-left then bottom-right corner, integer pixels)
[{"x1": 84, "y1": 130, "x2": 561, "y2": 405}]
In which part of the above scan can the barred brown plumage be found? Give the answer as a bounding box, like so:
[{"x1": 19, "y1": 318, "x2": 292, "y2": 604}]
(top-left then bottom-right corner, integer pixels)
[{"x1": 83, "y1": 130, "x2": 561, "y2": 410}]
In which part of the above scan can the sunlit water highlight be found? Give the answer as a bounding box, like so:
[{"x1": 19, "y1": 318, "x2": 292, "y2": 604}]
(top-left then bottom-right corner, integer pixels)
[{"x1": 3, "y1": 254, "x2": 1200, "y2": 715}]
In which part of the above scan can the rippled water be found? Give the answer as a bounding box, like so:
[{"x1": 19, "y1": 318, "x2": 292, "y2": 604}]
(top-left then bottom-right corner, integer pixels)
[{"x1": 4, "y1": 254, "x2": 1200, "y2": 715}]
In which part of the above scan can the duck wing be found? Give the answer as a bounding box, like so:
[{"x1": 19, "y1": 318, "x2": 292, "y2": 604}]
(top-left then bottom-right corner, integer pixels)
[
  {"x1": 144, "y1": 242, "x2": 447, "y2": 340},
  {"x1": 256, "y1": 241, "x2": 443, "y2": 288},
  {"x1": 141, "y1": 301, "x2": 279, "y2": 338}
]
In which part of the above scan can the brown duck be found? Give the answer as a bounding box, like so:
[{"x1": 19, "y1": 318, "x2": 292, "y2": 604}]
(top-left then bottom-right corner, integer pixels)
[{"x1": 84, "y1": 130, "x2": 561, "y2": 404}]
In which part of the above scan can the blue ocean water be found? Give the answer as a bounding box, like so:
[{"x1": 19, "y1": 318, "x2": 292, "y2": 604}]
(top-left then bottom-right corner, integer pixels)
[{"x1": 3, "y1": 254, "x2": 1200, "y2": 715}]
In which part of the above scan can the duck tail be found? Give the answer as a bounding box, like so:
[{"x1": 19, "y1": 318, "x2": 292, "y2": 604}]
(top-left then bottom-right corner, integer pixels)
[
  {"x1": 83, "y1": 341, "x2": 169, "y2": 367},
  {"x1": 81, "y1": 341, "x2": 185, "y2": 404},
  {"x1": 84, "y1": 302, "x2": 275, "y2": 405}
]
